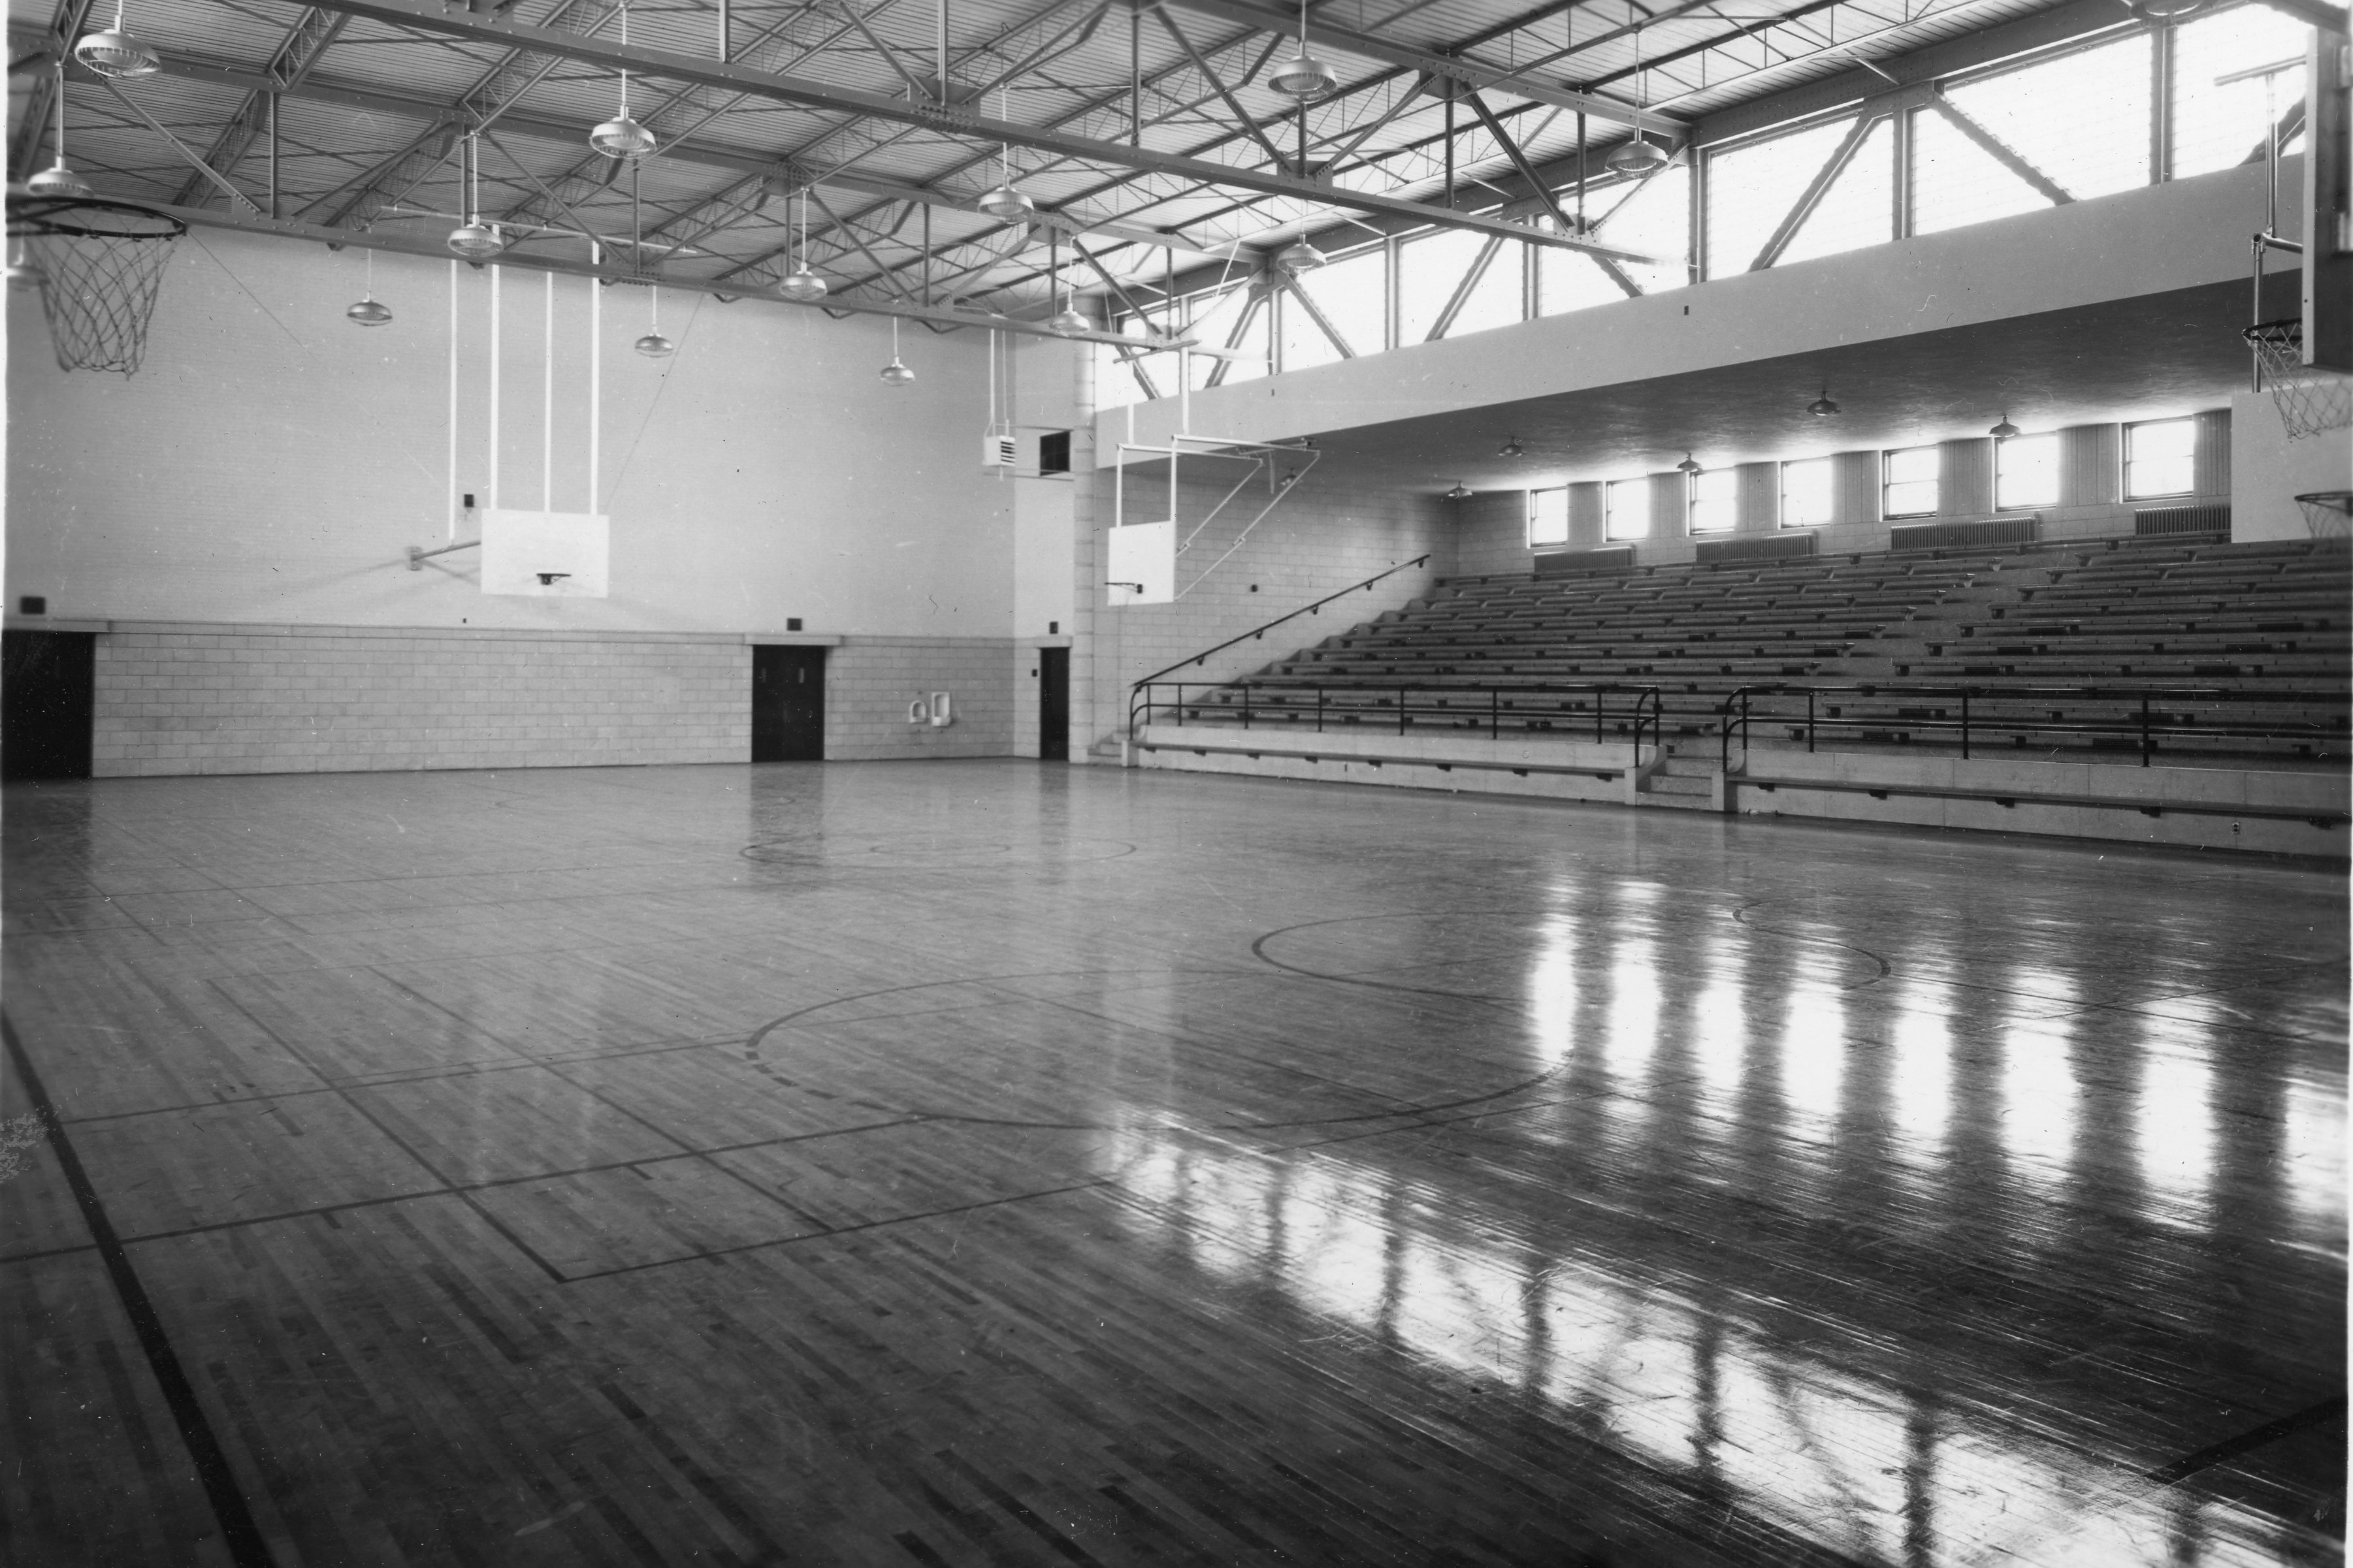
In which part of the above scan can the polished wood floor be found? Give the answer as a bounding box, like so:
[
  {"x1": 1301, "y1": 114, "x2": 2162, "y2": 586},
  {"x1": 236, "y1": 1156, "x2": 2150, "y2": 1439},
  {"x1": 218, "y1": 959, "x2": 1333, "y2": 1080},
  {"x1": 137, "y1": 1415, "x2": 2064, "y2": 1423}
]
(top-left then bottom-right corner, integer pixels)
[{"x1": 1, "y1": 760, "x2": 2343, "y2": 1567}]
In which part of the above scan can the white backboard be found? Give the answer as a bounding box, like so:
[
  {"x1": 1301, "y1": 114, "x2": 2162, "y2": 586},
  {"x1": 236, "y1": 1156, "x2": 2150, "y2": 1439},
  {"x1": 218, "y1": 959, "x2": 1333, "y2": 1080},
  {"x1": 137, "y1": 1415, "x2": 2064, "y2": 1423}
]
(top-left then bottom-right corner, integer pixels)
[
  {"x1": 481, "y1": 510, "x2": 610, "y2": 598},
  {"x1": 1106, "y1": 520, "x2": 1175, "y2": 606}
]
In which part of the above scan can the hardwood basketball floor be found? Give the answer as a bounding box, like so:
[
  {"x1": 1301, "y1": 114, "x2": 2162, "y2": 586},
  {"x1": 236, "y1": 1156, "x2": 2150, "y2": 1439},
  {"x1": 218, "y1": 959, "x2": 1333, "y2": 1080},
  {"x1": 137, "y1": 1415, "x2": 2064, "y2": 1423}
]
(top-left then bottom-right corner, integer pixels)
[{"x1": 1, "y1": 759, "x2": 2343, "y2": 1567}]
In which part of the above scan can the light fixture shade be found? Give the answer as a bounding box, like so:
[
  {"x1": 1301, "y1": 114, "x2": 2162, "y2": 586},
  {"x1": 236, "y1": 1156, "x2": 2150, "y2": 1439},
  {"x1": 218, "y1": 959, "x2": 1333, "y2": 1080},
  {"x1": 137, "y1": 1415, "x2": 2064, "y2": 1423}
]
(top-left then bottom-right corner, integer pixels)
[
  {"x1": 589, "y1": 114, "x2": 658, "y2": 161},
  {"x1": 1268, "y1": 50, "x2": 1340, "y2": 99},
  {"x1": 634, "y1": 331, "x2": 675, "y2": 359},
  {"x1": 1606, "y1": 135, "x2": 1671, "y2": 176},
  {"x1": 977, "y1": 182, "x2": 1035, "y2": 221},
  {"x1": 446, "y1": 221, "x2": 504, "y2": 259},
  {"x1": 778, "y1": 264, "x2": 829, "y2": 302},
  {"x1": 1807, "y1": 392, "x2": 1840, "y2": 417},
  {"x1": 1989, "y1": 415, "x2": 2020, "y2": 440},
  {"x1": 6, "y1": 261, "x2": 45, "y2": 293},
  {"x1": 2128, "y1": 0, "x2": 2205, "y2": 16},
  {"x1": 73, "y1": 27, "x2": 161, "y2": 78},
  {"x1": 1047, "y1": 307, "x2": 1094, "y2": 337},
  {"x1": 346, "y1": 298, "x2": 394, "y2": 327},
  {"x1": 1676, "y1": 453, "x2": 1702, "y2": 474},
  {"x1": 1444, "y1": 483, "x2": 1473, "y2": 500},
  {"x1": 1498, "y1": 438, "x2": 1524, "y2": 458},
  {"x1": 26, "y1": 161, "x2": 93, "y2": 200},
  {"x1": 879, "y1": 357, "x2": 916, "y2": 386},
  {"x1": 1275, "y1": 239, "x2": 1323, "y2": 274}
]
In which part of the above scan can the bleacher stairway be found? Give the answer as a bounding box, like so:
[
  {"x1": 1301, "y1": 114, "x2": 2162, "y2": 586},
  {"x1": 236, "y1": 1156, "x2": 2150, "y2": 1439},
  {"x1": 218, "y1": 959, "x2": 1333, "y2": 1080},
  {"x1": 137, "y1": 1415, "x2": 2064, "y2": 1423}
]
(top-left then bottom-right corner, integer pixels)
[{"x1": 1128, "y1": 538, "x2": 2352, "y2": 853}]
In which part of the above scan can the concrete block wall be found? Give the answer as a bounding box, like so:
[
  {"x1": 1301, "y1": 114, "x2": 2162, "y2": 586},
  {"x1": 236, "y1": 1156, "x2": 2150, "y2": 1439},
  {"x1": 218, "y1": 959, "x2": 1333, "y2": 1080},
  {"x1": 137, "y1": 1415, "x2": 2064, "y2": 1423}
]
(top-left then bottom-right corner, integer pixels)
[{"x1": 824, "y1": 637, "x2": 1020, "y2": 761}]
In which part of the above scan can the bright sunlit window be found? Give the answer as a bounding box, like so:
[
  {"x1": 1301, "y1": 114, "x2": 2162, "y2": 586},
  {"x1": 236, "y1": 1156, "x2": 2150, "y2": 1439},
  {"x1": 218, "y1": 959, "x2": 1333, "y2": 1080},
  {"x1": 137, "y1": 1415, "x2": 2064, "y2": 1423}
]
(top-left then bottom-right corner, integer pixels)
[
  {"x1": 1529, "y1": 487, "x2": 1569, "y2": 547},
  {"x1": 1688, "y1": 468, "x2": 1738, "y2": 534},
  {"x1": 2125, "y1": 418, "x2": 2198, "y2": 499},
  {"x1": 1996, "y1": 432, "x2": 2061, "y2": 509},
  {"x1": 1781, "y1": 458, "x2": 1834, "y2": 528},
  {"x1": 1883, "y1": 446, "x2": 1939, "y2": 518},
  {"x1": 1606, "y1": 477, "x2": 1651, "y2": 541}
]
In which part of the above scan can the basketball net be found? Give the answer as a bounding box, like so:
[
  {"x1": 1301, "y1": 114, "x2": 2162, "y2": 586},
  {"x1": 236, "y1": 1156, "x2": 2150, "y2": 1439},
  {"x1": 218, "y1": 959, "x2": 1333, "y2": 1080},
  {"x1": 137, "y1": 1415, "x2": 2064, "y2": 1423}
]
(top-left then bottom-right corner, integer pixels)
[
  {"x1": 2294, "y1": 492, "x2": 2353, "y2": 551},
  {"x1": 7, "y1": 197, "x2": 184, "y2": 374},
  {"x1": 2245, "y1": 321, "x2": 2353, "y2": 441}
]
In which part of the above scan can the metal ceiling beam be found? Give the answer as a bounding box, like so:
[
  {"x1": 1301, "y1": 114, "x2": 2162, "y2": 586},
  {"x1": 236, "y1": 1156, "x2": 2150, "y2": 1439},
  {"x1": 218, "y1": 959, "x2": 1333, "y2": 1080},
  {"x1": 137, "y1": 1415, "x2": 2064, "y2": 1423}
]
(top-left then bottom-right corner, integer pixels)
[
  {"x1": 10, "y1": 0, "x2": 101, "y2": 181},
  {"x1": 1924, "y1": 92, "x2": 2070, "y2": 207},
  {"x1": 120, "y1": 46, "x2": 1224, "y2": 259},
  {"x1": 1152, "y1": 0, "x2": 1674, "y2": 129},
  {"x1": 134, "y1": 197, "x2": 1193, "y2": 345},
  {"x1": 172, "y1": 7, "x2": 349, "y2": 209},
  {"x1": 245, "y1": 0, "x2": 1674, "y2": 263},
  {"x1": 1749, "y1": 107, "x2": 1879, "y2": 270}
]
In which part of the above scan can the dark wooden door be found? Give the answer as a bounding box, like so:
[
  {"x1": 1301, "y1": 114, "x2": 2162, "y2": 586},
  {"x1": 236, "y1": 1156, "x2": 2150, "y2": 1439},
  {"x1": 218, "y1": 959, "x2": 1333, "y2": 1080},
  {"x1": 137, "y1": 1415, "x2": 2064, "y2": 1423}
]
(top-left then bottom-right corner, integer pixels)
[
  {"x1": 3, "y1": 630, "x2": 95, "y2": 781},
  {"x1": 1039, "y1": 647, "x2": 1069, "y2": 761},
  {"x1": 752, "y1": 646, "x2": 825, "y2": 761}
]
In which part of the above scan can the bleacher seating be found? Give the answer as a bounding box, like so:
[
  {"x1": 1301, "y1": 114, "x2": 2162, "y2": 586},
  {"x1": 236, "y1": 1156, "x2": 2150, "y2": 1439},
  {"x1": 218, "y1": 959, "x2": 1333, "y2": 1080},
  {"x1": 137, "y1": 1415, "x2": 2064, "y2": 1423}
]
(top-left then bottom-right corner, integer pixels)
[{"x1": 1141, "y1": 537, "x2": 2351, "y2": 765}]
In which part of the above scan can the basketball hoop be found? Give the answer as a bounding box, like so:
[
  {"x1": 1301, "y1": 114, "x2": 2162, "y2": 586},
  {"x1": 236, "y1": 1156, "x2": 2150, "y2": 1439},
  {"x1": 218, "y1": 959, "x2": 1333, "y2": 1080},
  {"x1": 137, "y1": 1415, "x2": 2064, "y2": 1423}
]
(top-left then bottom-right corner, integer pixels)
[
  {"x1": 2243, "y1": 319, "x2": 2353, "y2": 441},
  {"x1": 6, "y1": 195, "x2": 184, "y2": 374},
  {"x1": 2294, "y1": 491, "x2": 2353, "y2": 551}
]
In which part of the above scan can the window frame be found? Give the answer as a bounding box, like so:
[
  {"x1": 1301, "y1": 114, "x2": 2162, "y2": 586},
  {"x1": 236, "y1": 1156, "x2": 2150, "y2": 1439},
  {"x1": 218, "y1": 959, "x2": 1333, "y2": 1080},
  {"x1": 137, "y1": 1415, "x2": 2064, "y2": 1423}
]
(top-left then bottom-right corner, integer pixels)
[
  {"x1": 1994, "y1": 430, "x2": 2062, "y2": 511},
  {"x1": 1527, "y1": 487, "x2": 1570, "y2": 549},
  {"x1": 1779, "y1": 457, "x2": 1836, "y2": 529},
  {"x1": 2123, "y1": 417, "x2": 2199, "y2": 500},
  {"x1": 1881, "y1": 445, "x2": 1940, "y2": 519},
  {"x1": 1604, "y1": 477, "x2": 1651, "y2": 542},
  {"x1": 1687, "y1": 467, "x2": 1739, "y2": 535}
]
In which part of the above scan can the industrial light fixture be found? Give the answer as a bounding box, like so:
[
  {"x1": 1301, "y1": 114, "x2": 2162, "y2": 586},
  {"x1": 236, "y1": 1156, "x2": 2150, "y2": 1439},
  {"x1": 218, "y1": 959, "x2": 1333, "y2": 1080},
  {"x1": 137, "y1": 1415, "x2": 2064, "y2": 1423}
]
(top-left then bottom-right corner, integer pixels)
[
  {"x1": 1444, "y1": 482, "x2": 1474, "y2": 500},
  {"x1": 589, "y1": 2, "x2": 657, "y2": 161},
  {"x1": 446, "y1": 135, "x2": 504, "y2": 259},
  {"x1": 978, "y1": 86, "x2": 1035, "y2": 220},
  {"x1": 1275, "y1": 238, "x2": 1323, "y2": 274},
  {"x1": 1048, "y1": 306, "x2": 1093, "y2": 336},
  {"x1": 880, "y1": 316, "x2": 915, "y2": 385},
  {"x1": 1807, "y1": 387, "x2": 1841, "y2": 417},
  {"x1": 1606, "y1": 27, "x2": 1672, "y2": 176},
  {"x1": 778, "y1": 186, "x2": 828, "y2": 302},
  {"x1": 1267, "y1": 0, "x2": 1339, "y2": 100},
  {"x1": 1045, "y1": 231, "x2": 1092, "y2": 335},
  {"x1": 74, "y1": 0, "x2": 161, "y2": 78},
  {"x1": 2126, "y1": 0, "x2": 2206, "y2": 16},
  {"x1": 1498, "y1": 436, "x2": 1524, "y2": 458},
  {"x1": 27, "y1": 66, "x2": 93, "y2": 200},
  {"x1": 346, "y1": 249, "x2": 392, "y2": 326},
  {"x1": 1676, "y1": 453, "x2": 1702, "y2": 475},
  {"x1": 1989, "y1": 413, "x2": 2020, "y2": 440}
]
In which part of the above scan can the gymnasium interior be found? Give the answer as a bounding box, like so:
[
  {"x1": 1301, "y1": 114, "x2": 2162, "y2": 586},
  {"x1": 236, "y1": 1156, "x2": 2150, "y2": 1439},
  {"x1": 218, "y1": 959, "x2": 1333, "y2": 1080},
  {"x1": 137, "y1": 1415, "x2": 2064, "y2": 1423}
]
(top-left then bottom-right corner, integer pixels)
[{"x1": 3, "y1": 0, "x2": 2349, "y2": 1560}]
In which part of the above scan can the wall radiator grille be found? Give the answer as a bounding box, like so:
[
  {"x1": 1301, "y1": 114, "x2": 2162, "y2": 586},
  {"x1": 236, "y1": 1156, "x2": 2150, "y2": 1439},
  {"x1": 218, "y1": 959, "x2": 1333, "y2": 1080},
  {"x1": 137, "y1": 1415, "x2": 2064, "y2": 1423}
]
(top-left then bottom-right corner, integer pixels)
[
  {"x1": 1889, "y1": 515, "x2": 2039, "y2": 552},
  {"x1": 1695, "y1": 532, "x2": 1817, "y2": 565},
  {"x1": 2134, "y1": 504, "x2": 2230, "y2": 537},
  {"x1": 1533, "y1": 545, "x2": 1636, "y2": 577}
]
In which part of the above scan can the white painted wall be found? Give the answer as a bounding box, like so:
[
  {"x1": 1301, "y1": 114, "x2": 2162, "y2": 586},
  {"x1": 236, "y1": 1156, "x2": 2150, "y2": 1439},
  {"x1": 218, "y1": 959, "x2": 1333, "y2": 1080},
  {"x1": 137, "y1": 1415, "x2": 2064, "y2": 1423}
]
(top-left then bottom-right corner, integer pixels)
[
  {"x1": 8, "y1": 227, "x2": 1013, "y2": 639},
  {"x1": 2230, "y1": 389, "x2": 2353, "y2": 541}
]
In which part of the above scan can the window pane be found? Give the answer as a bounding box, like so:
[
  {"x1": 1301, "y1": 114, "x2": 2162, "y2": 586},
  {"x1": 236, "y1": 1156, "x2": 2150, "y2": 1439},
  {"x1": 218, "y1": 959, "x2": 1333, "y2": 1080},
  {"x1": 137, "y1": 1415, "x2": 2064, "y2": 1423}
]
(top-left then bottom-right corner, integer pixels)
[
  {"x1": 1279, "y1": 289, "x2": 1343, "y2": 372},
  {"x1": 1529, "y1": 488, "x2": 1569, "y2": 546},
  {"x1": 1599, "y1": 162, "x2": 1690, "y2": 294},
  {"x1": 1708, "y1": 119, "x2": 1855, "y2": 274},
  {"x1": 1886, "y1": 447, "x2": 1939, "y2": 483},
  {"x1": 1606, "y1": 477, "x2": 1651, "y2": 540},
  {"x1": 1944, "y1": 34, "x2": 2152, "y2": 201},
  {"x1": 1185, "y1": 284, "x2": 1267, "y2": 390},
  {"x1": 1292, "y1": 246, "x2": 1386, "y2": 355},
  {"x1": 1883, "y1": 446, "x2": 1938, "y2": 518},
  {"x1": 1996, "y1": 433, "x2": 2060, "y2": 509},
  {"x1": 1538, "y1": 248, "x2": 1626, "y2": 317},
  {"x1": 2126, "y1": 417, "x2": 2198, "y2": 498},
  {"x1": 1779, "y1": 116, "x2": 1896, "y2": 266},
  {"x1": 1093, "y1": 340, "x2": 1148, "y2": 410},
  {"x1": 1911, "y1": 106, "x2": 2053, "y2": 236},
  {"x1": 1689, "y1": 468, "x2": 1738, "y2": 534},
  {"x1": 1782, "y1": 458, "x2": 1834, "y2": 527},
  {"x1": 2173, "y1": 7, "x2": 2311, "y2": 180},
  {"x1": 1399, "y1": 229, "x2": 1485, "y2": 344}
]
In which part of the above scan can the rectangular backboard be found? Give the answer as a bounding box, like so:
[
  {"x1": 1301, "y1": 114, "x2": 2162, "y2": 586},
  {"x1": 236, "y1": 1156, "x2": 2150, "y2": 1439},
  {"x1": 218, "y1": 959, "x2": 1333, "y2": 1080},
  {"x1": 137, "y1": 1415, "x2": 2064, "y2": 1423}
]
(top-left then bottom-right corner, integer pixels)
[
  {"x1": 481, "y1": 510, "x2": 610, "y2": 598},
  {"x1": 1107, "y1": 520, "x2": 1175, "y2": 605}
]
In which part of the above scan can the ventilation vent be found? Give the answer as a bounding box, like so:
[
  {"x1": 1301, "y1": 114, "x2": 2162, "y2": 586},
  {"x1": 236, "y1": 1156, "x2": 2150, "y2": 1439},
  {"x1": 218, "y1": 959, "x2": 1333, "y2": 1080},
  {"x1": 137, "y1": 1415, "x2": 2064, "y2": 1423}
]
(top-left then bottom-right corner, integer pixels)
[
  {"x1": 2134, "y1": 504, "x2": 2230, "y2": 537},
  {"x1": 1889, "y1": 515, "x2": 2039, "y2": 553},
  {"x1": 1533, "y1": 545, "x2": 1636, "y2": 577},
  {"x1": 1696, "y1": 532, "x2": 1817, "y2": 565}
]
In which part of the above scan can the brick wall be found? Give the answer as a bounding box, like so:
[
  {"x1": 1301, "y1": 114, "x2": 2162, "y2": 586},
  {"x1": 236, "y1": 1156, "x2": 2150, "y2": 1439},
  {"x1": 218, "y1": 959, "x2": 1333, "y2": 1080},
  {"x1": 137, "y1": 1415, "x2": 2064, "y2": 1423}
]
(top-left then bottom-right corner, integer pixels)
[{"x1": 87, "y1": 622, "x2": 1020, "y2": 776}]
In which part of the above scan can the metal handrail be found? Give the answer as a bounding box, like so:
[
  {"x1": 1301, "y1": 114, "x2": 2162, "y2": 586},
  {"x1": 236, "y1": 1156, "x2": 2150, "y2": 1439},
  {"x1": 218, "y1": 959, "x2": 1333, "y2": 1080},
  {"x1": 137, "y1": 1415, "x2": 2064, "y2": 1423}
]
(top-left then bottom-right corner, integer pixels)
[
  {"x1": 1128, "y1": 554, "x2": 1433, "y2": 696},
  {"x1": 1715, "y1": 681, "x2": 2349, "y2": 770},
  {"x1": 1129, "y1": 679, "x2": 1663, "y2": 766}
]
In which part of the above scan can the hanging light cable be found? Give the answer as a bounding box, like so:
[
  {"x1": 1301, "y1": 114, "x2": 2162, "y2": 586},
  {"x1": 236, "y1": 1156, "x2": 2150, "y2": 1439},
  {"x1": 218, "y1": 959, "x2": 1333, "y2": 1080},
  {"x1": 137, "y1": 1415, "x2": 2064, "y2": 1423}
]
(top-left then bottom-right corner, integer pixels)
[
  {"x1": 978, "y1": 84, "x2": 1035, "y2": 219},
  {"x1": 74, "y1": 0, "x2": 161, "y2": 79},
  {"x1": 1047, "y1": 229, "x2": 1091, "y2": 336},
  {"x1": 880, "y1": 315, "x2": 916, "y2": 384},
  {"x1": 590, "y1": 0, "x2": 658, "y2": 160},
  {"x1": 630, "y1": 163, "x2": 673, "y2": 357},
  {"x1": 1606, "y1": 27, "x2": 1670, "y2": 176},
  {"x1": 447, "y1": 132, "x2": 504, "y2": 258},
  {"x1": 347, "y1": 245, "x2": 393, "y2": 326},
  {"x1": 1269, "y1": 0, "x2": 1338, "y2": 101},
  {"x1": 779, "y1": 185, "x2": 829, "y2": 302},
  {"x1": 27, "y1": 63, "x2": 94, "y2": 199}
]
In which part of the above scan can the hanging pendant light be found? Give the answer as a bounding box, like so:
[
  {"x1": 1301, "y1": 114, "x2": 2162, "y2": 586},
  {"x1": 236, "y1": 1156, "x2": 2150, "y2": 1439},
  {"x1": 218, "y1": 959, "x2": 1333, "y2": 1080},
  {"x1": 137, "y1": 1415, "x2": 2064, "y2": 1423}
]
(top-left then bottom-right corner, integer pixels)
[
  {"x1": 1444, "y1": 482, "x2": 1474, "y2": 500},
  {"x1": 1498, "y1": 436, "x2": 1524, "y2": 458},
  {"x1": 589, "y1": 0, "x2": 657, "y2": 159},
  {"x1": 1807, "y1": 387, "x2": 1840, "y2": 417},
  {"x1": 27, "y1": 66, "x2": 94, "y2": 199},
  {"x1": 1268, "y1": 0, "x2": 1339, "y2": 101},
  {"x1": 778, "y1": 186, "x2": 829, "y2": 301},
  {"x1": 1045, "y1": 230, "x2": 1092, "y2": 335},
  {"x1": 634, "y1": 287, "x2": 674, "y2": 359},
  {"x1": 1606, "y1": 27, "x2": 1671, "y2": 176},
  {"x1": 446, "y1": 134, "x2": 504, "y2": 258},
  {"x1": 74, "y1": 0, "x2": 161, "y2": 78},
  {"x1": 880, "y1": 316, "x2": 915, "y2": 385},
  {"x1": 1988, "y1": 413, "x2": 2020, "y2": 440},
  {"x1": 346, "y1": 248, "x2": 392, "y2": 325},
  {"x1": 1275, "y1": 238, "x2": 1323, "y2": 274},
  {"x1": 978, "y1": 86, "x2": 1035, "y2": 219}
]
